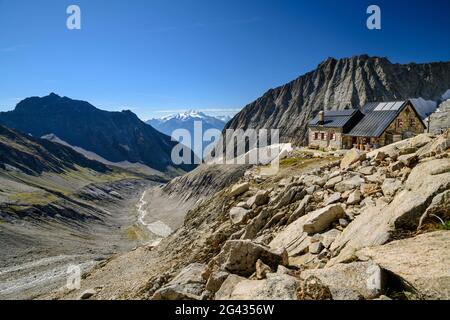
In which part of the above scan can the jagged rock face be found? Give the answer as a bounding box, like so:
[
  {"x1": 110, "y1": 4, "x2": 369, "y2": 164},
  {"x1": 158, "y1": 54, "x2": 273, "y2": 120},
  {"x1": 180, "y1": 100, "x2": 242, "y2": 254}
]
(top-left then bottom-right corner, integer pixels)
[
  {"x1": 225, "y1": 55, "x2": 450, "y2": 145},
  {"x1": 429, "y1": 100, "x2": 450, "y2": 135},
  {"x1": 0, "y1": 93, "x2": 195, "y2": 173}
]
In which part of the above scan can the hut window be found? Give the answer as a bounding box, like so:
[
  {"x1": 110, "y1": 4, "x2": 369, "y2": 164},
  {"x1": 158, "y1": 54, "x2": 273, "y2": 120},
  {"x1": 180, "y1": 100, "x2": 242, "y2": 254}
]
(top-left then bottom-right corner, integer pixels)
[
  {"x1": 330, "y1": 132, "x2": 336, "y2": 140},
  {"x1": 314, "y1": 132, "x2": 319, "y2": 140},
  {"x1": 321, "y1": 132, "x2": 325, "y2": 140},
  {"x1": 410, "y1": 118, "x2": 415, "y2": 127},
  {"x1": 397, "y1": 119, "x2": 403, "y2": 128}
]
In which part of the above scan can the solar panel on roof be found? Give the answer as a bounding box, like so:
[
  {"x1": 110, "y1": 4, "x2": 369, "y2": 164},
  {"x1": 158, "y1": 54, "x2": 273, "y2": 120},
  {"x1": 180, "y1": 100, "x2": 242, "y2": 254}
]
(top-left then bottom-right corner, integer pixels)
[
  {"x1": 382, "y1": 102, "x2": 396, "y2": 110},
  {"x1": 374, "y1": 102, "x2": 387, "y2": 111},
  {"x1": 391, "y1": 101, "x2": 404, "y2": 111}
]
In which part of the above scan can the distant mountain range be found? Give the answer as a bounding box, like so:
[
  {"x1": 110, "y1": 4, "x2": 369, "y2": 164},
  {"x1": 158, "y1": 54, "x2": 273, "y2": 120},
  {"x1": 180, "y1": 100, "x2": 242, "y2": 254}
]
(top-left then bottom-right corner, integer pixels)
[
  {"x1": 147, "y1": 110, "x2": 229, "y2": 136},
  {"x1": 0, "y1": 93, "x2": 196, "y2": 174},
  {"x1": 225, "y1": 55, "x2": 450, "y2": 145},
  {"x1": 147, "y1": 111, "x2": 230, "y2": 157}
]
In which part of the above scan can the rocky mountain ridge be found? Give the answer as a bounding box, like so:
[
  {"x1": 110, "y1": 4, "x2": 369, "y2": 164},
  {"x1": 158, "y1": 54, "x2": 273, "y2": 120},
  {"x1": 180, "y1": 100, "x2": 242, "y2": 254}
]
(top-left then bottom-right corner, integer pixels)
[{"x1": 225, "y1": 55, "x2": 450, "y2": 146}]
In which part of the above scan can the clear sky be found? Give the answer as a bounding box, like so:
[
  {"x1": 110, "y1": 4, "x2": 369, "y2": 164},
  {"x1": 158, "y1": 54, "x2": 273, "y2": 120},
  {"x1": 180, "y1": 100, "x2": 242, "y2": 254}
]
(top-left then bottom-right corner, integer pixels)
[{"x1": 1, "y1": 0, "x2": 449, "y2": 120}]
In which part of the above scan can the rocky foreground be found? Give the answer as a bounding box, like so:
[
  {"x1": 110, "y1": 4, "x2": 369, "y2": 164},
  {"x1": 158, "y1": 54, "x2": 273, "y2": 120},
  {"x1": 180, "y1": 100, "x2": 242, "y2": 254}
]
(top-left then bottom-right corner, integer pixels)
[{"x1": 57, "y1": 131, "x2": 449, "y2": 300}]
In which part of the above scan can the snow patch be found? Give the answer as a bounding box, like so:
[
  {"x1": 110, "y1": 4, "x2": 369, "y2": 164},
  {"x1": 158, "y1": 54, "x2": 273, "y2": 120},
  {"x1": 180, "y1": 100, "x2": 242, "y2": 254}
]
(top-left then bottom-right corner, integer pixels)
[
  {"x1": 159, "y1": 110, "x2": 208, "y2": 122},
  {"x1": 442, "y1": 89, "x2": 450, "y2": 100},
  {"x1": 409, "y1": 98, "x2": 438, "y2": 119}
]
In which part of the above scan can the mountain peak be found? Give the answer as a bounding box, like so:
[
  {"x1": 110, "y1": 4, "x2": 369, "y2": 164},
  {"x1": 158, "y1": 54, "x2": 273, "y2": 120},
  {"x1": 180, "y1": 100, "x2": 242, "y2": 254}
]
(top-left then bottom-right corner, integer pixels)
[
  {"x1": 158, "y1": 110, "x2": 209, "y2": 122},
  {"x1": 48, "y1": 92, "x2": 61, "y2": 98},
  {"x1": 226, "y1": 55, "x2": 450, "y2": 146}
]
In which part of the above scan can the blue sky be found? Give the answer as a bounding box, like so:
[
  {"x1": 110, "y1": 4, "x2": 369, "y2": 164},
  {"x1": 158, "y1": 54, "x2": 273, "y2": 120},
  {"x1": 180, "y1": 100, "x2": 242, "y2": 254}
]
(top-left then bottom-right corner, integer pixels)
[{"x1": 1, "y1": 0, "x2": 449, "y2": 120}]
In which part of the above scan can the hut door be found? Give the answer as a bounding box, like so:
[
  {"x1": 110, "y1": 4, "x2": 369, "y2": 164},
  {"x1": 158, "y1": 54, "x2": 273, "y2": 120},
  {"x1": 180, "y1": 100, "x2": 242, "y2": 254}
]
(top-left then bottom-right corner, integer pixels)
[{"x1": 385, "y1": 133, "x2": 393, "y2": 145}]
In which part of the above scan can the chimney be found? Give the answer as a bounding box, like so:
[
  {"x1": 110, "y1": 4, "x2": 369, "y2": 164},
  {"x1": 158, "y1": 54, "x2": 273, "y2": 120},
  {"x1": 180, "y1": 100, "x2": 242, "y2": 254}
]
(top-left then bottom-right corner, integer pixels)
[{"x1": 319, "y1": 111, "x2": 324, "y2": 125}]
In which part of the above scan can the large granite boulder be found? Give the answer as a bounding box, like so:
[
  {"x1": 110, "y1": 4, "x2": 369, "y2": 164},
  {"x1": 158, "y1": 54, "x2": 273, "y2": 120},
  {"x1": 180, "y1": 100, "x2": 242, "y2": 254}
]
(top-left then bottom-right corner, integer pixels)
[
  {"x1": 301, "y1": 261, "x2": 385, "y2": 300},
  {"x1": 340, "y1": 149, "x2": 366, "y2": 169},
  {"x1": 151, "y1": 263, "x2": 207, "y2": 300},
  {"x1": 215, "y1": 274, "x2": 301, "y2": 300},
  {"x1": 357, "y1": 231, "x2": 450, "y2": 300},
  {"x1": 210, "y1": 240, "x2": 288, "y2": 277}
]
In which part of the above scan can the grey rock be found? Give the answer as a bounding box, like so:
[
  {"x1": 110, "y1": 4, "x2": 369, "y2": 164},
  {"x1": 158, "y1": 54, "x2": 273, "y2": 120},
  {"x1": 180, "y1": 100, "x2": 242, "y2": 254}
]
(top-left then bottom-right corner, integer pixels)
[
  {"x1": 347, "y1": 189, "x2": 362, "y2": 205},
  {"x1": 246, "y1": 190, "x2": 270, "y2": 207},
  {"x1": 335, "y1": 175, "x2": 365, "y2": 193},
  {"x1": 241, "y1": 209, "x2": 270, "y2": 240},
  {"x1": 78, "y1": 289, "x2": 97, "y2": 300},
  {"x1": 305, "y1": 185, "x2": 317, "y2": 195},
  {"x1": 339, "y1": 218, "x2": 349, "y2": 227},
  {"x1": 215, "y1": 274, "x2": 301, "y2": 300},
  {"x1": 287, "y1": 195, "x2": 312, "y2": 225},
  {"x1": 229, "y1": 207, "x2": 250, "y2": 225},
  {"x1": 270, "y1": 204, "x2": 344, "y2": 256},
  {"x1": 211, "y1": 240, "x2": 288, "y2": 277},
  {"x1": 357, "y1": 231, "x2": 450, "y2": 300},
  {"x1": 389, "y1": 161, "x2": 405, "y2": 172},
  {"x1": 323, "y1": 192, "x2": 341, "y2": 206},
  {"x1": 229, "y1": 182, "x2": 250, "y2": 197},
  {"x1": 397, "y1": 153, "x2": 418, "y2": 167},
  {"x1": 309, "y1": 241, "x2": 323, "y2": 254},
  {"x1": 381, "y1": 178, "x2": 402, "y2": 197},
  {"x1": 340, "y1": 149, "x2": 366, "y2": 169},
  {"x1": 255, "y1": 259, "x2": 273, "y2": 279},
  {"x1": 206, "y1": 271, "x2": 230, "y2": 293},
  {"x1": 301, "y1": 261, "x2": 385, "y2": 300},
  {"x1": 320, "y1": 229, "x2": 342, "y2": 249},
  {"x1": 303, "y1": 204, "x2": 346, "y2": 234},
  {"x1": 152, "y1": 263, "x2": 207, "y2": 300},
  {"x1": 214, "y1": 274, "x2": 247, "y2": 300},
  {"x1": 358, "y1": 166, "x2": 375, "y2": 175},
  {"x1": 324, "y1": 175, "x2": 343, "y2": 189}
]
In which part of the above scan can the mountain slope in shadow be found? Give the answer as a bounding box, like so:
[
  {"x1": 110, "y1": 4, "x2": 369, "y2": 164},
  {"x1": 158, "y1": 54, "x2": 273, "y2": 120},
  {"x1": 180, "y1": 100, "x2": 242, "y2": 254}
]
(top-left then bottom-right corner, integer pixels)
[{"x1": 0, "y1": 93, "x2": 196, "y2": 173}]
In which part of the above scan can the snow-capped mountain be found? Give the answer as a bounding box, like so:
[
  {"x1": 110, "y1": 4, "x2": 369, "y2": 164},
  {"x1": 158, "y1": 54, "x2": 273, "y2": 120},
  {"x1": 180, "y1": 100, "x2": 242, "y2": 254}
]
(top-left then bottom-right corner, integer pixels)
[
  {"x1": 146, "y1": 110, "x2": 230, "y2": 157},
  {"x1": 215, "y1": 115, "x2": 233, "y2": 123},
  {"x1": 147, "y1": 110, "x2": 228, "y2": 137}
]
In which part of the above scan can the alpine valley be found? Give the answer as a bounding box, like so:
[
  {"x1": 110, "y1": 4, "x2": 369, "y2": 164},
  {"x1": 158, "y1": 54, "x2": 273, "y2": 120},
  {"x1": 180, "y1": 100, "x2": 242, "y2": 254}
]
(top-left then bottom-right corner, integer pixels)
[{"x1": 1, "y1": 55, "x2": 449, "y2": 301}]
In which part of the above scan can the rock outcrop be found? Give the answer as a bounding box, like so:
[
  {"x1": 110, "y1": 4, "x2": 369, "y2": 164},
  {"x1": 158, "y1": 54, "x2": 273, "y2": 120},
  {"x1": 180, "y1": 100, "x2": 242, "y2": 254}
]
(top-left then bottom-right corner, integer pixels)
[
  {"x1": 215, "y1": 274, "x2": 301, "y2": 300},
  {"x1": 357, "y1": 231, "x2": 450, "y2": 300},
  {"x1": 152, "y1": 263, "x2": 207, "y2": 300},
  {"x1": 301, "y1": 261, "x2": 385, "y2": 300}
]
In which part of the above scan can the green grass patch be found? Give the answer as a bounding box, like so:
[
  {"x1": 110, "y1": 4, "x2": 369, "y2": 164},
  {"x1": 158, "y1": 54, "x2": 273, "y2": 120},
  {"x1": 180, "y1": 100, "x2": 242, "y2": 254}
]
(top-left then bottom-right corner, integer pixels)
[
  {"x1": 280, "y1": 157, "x2": 304, "y2": 167},
  {"x1": 8, "y1": 192, "x2": 58, "y2": 206},
  {"x1": 435, "y1": 220, "x2": 450, "y2": 231},
  {"x1": 123, "y1": 226, "x2": 140, "y2": 241}
]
